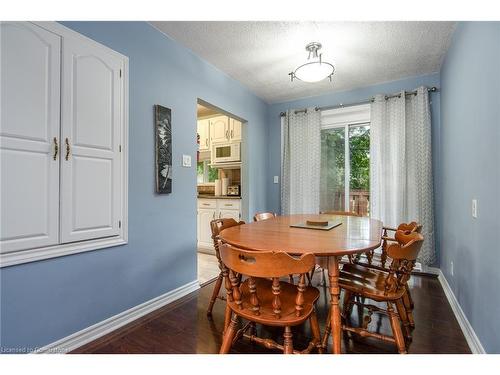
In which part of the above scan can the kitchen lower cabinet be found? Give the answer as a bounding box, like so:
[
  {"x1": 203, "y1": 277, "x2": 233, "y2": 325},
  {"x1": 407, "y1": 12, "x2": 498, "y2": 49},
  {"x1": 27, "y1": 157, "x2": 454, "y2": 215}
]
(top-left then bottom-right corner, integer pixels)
[{"x1": 197, "y1": 198, "x2": 241, "y2": 252}]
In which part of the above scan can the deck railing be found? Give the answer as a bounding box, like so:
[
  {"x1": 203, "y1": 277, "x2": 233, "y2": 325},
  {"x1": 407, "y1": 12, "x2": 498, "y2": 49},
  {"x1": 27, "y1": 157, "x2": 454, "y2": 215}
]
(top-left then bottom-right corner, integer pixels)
[{"x1": 321, "y1": 190, "x2": 370, "y2": 217}]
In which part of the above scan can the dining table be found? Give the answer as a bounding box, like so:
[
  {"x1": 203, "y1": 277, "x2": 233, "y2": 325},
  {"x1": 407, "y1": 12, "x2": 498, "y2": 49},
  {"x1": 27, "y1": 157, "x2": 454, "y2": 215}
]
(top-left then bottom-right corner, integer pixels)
[{"x1": 219, "y1": 213, "x2": 383, "y2": 354}]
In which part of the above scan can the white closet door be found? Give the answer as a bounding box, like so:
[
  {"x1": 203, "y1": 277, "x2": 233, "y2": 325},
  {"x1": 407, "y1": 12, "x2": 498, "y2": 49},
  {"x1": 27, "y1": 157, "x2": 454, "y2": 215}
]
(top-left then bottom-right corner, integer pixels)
[
  {"x1": 60, "y1": 34, "x2": 124, "y2": 243},
  {"x1": 0, "y1": 22, "x2": 61, "y2": 253}
]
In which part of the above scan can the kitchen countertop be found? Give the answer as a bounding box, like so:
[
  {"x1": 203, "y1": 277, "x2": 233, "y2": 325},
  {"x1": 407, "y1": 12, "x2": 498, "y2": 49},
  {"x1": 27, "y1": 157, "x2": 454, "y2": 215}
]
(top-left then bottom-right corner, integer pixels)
[{"x1": 197, "y1": 195, "x2": 241, "y2": 200}]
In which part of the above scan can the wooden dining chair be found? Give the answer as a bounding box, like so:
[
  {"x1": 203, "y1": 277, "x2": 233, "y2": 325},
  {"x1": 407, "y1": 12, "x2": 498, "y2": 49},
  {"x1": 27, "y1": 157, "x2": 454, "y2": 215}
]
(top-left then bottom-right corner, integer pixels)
[
  {"x1": 353, "y1": 221, "x2": 422, "y2": 327},
  {"x1": 218, "y1": 243, "x2": 322, "y2": 354},
  {"x1": 356, "y1": 221, "x2": 422, "y2": 270},
  {"x1": 253, "y1": 212, "x2": 277, "y2": 222},
  {"x1": 206, "y1": 218, "x2": 245, "y2": 317},
  {"x1": 324, "y1": 230, "x2": 424, "y2": 353}
]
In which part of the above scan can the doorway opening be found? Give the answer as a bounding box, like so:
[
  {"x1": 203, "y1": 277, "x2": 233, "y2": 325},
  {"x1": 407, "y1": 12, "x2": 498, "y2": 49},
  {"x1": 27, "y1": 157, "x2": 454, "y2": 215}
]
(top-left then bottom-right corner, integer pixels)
[{"x1": 195, "y1": 99, "x2": 248, "y2": 285}]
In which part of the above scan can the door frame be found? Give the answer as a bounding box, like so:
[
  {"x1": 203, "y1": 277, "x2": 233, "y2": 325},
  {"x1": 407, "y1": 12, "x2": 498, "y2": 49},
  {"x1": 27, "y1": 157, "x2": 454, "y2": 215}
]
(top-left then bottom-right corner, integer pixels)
[{"x1": 196, "y1": 99, "x2": 249, "y2": 221}]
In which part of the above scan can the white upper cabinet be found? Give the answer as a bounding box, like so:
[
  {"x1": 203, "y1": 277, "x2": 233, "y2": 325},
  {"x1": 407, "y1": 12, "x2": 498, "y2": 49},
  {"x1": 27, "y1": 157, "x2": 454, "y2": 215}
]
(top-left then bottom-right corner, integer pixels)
[
  {"x1": 0, "y1": 22, "x2": 128, "y2": 267},
  {"x1": 210, "y1": 116, "x2": 229, "y2": 143},
  {"x1": 0, "y1": 22, "x2": 61, "y2": 253},
  {"x1": 229, "y1": 118, "x2": 242, "y2": 142},
  {"x1": 60, "y1": 34, "x2": 124, "y2": 243},
  {"x1": 197, "y1": 119, "x2": 210, "y2": 151}
]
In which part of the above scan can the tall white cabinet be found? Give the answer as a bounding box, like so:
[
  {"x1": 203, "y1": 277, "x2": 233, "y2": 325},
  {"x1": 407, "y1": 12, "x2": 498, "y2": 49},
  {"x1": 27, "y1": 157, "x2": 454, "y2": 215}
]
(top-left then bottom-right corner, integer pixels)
[{"x1": 0, "y1": 22, "x2": 128, "y2": 267}]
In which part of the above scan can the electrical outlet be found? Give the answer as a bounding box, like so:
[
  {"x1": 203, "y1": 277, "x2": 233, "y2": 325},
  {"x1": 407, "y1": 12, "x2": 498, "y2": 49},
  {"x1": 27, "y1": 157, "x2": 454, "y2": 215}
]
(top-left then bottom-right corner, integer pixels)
[
  {"x1": 450, "y1": 261, "x2": 454, "y2": 277},
  {"x1": 472, "y1": 199, "x2": 478, "y2": 218},
  {"x1": 273, "y1": 176, "x2": 279, "y2": 184}
]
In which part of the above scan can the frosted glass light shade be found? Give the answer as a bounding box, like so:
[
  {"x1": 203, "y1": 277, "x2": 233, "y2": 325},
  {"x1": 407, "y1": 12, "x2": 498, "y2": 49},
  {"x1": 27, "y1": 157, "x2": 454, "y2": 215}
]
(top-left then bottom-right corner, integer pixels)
[{"x1": 294, "y1": 61, "x2": 334, "y2": 83}]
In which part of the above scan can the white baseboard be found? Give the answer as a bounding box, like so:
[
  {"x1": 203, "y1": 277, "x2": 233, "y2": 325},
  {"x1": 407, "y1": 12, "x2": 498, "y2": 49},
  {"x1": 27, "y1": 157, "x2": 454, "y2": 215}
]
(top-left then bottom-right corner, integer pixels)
[
  {"x1": 34, "y1": 279, "x2": 200, "y2": 353},
  {"x1": 437, "y1": 270, "x2": 486, "y2": 354}
]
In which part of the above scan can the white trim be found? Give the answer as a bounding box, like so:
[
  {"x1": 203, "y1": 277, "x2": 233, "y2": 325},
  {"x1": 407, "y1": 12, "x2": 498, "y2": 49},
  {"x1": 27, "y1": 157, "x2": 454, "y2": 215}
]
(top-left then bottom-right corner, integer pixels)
[
  {"x1": 437, "y1": 269, "x2": 486, "y2": 354},
  {"x1": 34, "y1": 280, "x2": 200, "y2": 354},
  {"x1": 321, "y1": 103, "x2": 371, "y2": 130},
  {"x1": 0, "y1": 21, "x2": 130, "y2": 268},
  {"x1": 0, "y1": 237, "x2": 127, "y2": 268}
]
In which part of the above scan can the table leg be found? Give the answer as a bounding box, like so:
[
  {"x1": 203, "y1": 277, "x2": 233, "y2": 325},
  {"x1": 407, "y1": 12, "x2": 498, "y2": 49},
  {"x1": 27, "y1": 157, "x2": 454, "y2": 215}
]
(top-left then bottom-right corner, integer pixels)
[{"x1": 328, "y1": 256, "x2": 342, "y2": 354}]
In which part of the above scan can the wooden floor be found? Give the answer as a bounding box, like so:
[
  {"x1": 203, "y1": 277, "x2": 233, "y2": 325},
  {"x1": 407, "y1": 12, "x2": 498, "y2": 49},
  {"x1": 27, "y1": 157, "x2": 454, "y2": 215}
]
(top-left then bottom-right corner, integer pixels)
[
  {"x1": 71, "y1": 271, "x2": 471, "y2": 354},
  {"x1": 197, "y1": 252, "x2": 220, "y2": 285}
]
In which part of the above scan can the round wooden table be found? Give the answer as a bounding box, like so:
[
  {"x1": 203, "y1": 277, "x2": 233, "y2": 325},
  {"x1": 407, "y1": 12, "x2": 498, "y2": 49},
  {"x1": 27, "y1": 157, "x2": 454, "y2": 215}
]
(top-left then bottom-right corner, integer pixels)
[{"x1": 219, "y1": 213, "x2": 383, "y2": 354}]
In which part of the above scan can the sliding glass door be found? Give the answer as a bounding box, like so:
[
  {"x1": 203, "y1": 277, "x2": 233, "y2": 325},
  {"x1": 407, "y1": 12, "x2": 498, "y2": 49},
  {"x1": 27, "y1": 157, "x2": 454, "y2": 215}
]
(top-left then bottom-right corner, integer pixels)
[{"x1": 320, "y1": 122, "x2": 370, "y2": 216}]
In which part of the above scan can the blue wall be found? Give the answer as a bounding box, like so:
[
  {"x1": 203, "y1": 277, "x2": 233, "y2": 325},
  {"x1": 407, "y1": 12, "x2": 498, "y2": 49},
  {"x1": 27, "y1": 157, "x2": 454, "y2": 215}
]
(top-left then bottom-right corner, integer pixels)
[
  {"x1": 0, "y1": 22, "x2": 269, "y2": 350},
  {"x1": 439, "y1": 22, "x2": 500, "y2": 353},
  {"x1": 267, "y1": 74, "x2": 442, "y2": 265}
]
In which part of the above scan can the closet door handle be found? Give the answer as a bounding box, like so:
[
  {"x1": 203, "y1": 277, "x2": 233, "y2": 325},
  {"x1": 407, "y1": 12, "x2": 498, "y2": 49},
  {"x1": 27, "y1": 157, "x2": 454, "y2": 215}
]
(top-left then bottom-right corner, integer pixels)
[
  {"x1": 53, "y1": 137, "x2": 58, "y2": 160},
  {"x1": 65, "y1": 138, "x2": 71, "y2": 161}
]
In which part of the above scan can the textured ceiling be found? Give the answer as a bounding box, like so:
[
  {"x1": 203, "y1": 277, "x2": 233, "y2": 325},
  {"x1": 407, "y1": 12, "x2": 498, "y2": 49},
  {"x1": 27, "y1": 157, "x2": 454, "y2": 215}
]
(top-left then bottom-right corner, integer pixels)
[{"x1": 150, "y1": 21, "x2": 456, "y2": 103}]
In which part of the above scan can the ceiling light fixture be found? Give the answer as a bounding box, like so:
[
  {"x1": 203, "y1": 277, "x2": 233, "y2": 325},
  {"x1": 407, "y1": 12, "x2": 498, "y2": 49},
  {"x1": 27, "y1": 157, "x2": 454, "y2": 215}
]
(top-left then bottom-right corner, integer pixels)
[{"x1": 289, "y1": 42, "x2": 335, "y2": 83}]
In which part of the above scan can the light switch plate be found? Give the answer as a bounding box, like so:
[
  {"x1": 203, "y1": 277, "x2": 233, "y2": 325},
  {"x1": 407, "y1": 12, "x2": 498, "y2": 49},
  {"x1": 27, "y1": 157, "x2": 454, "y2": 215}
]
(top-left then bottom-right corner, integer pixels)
[
  {"x1": 472, "y1": 199, "x2": 477, "y2": 218},
  {"x1": 182, "y1": 154, "x2": 192, "y2": 167},
  {"x1": 273, "y1": 176, "x2": 279, "y2": 184}
]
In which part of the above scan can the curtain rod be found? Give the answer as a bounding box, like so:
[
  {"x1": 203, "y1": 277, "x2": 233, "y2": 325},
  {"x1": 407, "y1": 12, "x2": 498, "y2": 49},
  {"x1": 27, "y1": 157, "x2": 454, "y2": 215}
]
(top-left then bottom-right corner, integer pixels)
[{"x1": 279, "y1": 86, "x2": 438, "y2": 116}]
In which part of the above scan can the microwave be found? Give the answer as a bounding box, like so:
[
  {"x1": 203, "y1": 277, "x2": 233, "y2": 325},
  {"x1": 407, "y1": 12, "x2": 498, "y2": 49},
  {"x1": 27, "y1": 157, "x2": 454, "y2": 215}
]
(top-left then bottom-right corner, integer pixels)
[{"x1": 211, "y1": 142, "x2": 241, "y2": 164}]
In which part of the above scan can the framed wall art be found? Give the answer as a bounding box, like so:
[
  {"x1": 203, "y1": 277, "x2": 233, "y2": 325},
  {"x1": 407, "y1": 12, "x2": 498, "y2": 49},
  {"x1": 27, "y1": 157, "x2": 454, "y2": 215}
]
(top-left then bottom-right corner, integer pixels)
[{"x1": 154, "y1": 104, "x2": 172, "y2": 194}]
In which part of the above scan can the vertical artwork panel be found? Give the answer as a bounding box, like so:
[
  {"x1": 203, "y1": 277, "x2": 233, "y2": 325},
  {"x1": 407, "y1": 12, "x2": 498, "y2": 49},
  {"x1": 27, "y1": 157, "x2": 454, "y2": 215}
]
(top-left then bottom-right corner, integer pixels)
[{"x1": 154, "y1": 105, "x2": 172, "y2": 194}]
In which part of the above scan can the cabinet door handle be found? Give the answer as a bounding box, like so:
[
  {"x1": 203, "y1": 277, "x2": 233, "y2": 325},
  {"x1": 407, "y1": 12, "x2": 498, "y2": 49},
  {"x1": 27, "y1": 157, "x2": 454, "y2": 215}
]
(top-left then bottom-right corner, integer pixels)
[
  {"x1": 224, "y1": 204, "x2": 233, "y2": 207},
  {"x1": 226, "y1": 130, "x2": 229, "y2": 139},
  {"x1": 205, "y1": 138, "x2": 208, "y2": 146},
  {"x1": 212, "y1": 211, "x2": 215, "y2": 219},
  {"x1": 65, "y1": 138, "x2": 71, "y2": 161},
  {"x1": 219, "y1": 212, "x2": 221, "y2": 218},
  {"x1": 53, "y1": 137, "x2": 58, "y2": 160},
  {"x1": 231, "y1": 129, "x2": 234, "y2": 138},
  {"x1": 203, "y1": 203, "x2": 210, "y2": 206}
]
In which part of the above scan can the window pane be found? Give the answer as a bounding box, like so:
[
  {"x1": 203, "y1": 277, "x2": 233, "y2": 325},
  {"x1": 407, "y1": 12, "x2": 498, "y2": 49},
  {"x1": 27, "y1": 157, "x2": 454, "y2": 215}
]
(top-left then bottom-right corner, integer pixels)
[
  {"x1": 320, "y1": 128, "x2": 345, "y2": 212},
  {"x1": 207, "y1": 164, "x2": 218, "y2": 182},
  {"x1": 349, "y1": 124, "x2": 370, "y2": 216},
  {"x1": 197, "y1": 161, "x2": 204, "y2": 183}
]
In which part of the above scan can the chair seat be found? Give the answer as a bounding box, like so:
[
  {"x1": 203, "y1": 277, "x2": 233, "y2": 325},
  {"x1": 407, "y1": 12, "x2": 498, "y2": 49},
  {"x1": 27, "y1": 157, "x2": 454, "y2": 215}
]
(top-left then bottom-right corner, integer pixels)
[
  {"x1": 227, "y1": 278, "x2": 320, "y2": 326},
  {"x1": 339, "y1": 263, "x2": 405, "y2": 301},
  {"x1": 354, "y1": 252, "x2": 390, "y2": 271}
]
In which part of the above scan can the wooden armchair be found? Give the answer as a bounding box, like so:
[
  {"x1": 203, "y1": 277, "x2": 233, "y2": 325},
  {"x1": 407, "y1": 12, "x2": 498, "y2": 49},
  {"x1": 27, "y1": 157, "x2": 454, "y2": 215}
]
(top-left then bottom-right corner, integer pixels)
[
  {"x1": 326, "y1": 230, "x2": 424, "y2": 353},
  {"x1": 355, "y1": 221, "x2": 422, "y2": 270},
  {"x1": 253, "y1": 212, "x2": 277, "y2": 222},
  {"x1": 206, "y1": 218, "x2": 245, "y2": 317},
  {"x1": 353, "y1": 221, "x2": 422, "y2": 327},
  {"x1": 218, "y1": 244, "x2": 322, "y2": 354}
]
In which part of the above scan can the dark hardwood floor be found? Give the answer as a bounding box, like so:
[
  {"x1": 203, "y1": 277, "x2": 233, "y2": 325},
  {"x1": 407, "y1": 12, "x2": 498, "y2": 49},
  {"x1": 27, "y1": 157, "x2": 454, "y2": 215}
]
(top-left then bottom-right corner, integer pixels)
[{"x1": 71, "y1": 272, "x2": 471, "y2": 354}]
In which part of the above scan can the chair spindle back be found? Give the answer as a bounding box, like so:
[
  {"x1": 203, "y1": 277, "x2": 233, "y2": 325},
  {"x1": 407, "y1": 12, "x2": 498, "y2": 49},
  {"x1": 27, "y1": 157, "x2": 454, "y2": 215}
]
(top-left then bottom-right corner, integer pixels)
[
  {"x1": 219, "y1": 244, "x2": 315, "y2": 318},
  {"x1": 384, "y1": 230, "x2": 424, "y2": 294}
]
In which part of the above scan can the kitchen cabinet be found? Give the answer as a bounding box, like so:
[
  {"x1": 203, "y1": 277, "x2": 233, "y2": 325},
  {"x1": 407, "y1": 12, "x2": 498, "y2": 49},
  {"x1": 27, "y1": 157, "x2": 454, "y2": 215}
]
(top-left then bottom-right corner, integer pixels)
[
  {"x1": 197, "y1": 198, "x2": 241, "y2": 252},
  {"x1": 209, "y1": 116, "x2": 229, "y2": 144},
  {"x1": 197, "y1": 119, "x2": 210, "y2": 151},
  {"x1": 229, "y1": 118, "x2": 242, "y2": 142},
  {"x1": 197, "y1": 208, "x2": 216, "y2": 249}
]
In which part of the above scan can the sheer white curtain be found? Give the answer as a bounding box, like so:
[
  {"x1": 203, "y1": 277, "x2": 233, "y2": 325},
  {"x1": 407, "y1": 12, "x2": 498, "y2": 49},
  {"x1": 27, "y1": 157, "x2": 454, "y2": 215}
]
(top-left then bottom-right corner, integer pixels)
[
  {"x1": 370, "y1": 86, "x2": 435, "y2": 265},
  {"x1": 281, "y1": 108, "x2": 321, "y2": 214}
]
